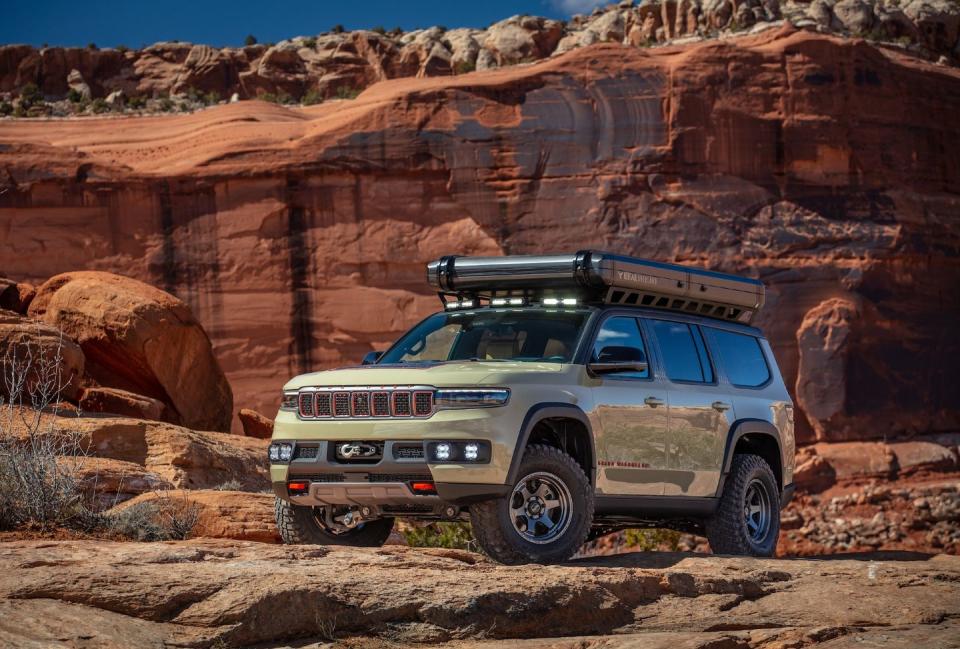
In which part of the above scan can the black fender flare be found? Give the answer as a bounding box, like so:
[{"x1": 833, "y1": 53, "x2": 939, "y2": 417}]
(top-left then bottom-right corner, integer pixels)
[
  {"x1": 714, "y1": 418, "x2": 783, "y2": 498},
  {"x1": 505, "y1": 403, "x2": 596, "y2": 487}
]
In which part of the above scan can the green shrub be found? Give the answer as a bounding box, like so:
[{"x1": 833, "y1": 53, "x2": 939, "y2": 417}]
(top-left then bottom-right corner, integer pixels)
[
  {"x1": 127, "y1": 95, "x2": 146, "y2": 109},
  {"x1": 90, "y1": 98, "x2": 109, "y2": 114},
  {"x1": 335, "y1": 85, "x2": 360, "y2": 100},
  {"x1": 0, "y1": 101, "x2": 13, "y2": 116},
  {"x1": 116, "y1": 44, "x2": 130, "y2": 53},
  {"x1": 204, "y1": 90, "x2": 221, "y2": 105},
  {"x1": 331, "y1": 24, "x2": 345, "y2": 34},
  {"x1": 67, "y1": 88, "x2": 83, "y2": 103},
  {"x1": 302, "y1": 88, "x2": 323, "y2": 105},
  {"x1": 300, "y1": 36, "x2": 317, "y2": 49},
  {"x1": 158, "y1": 97, "x2": 175, "y2": 112},
  {"x1": 454, "y1": 59, "x2": 476, "y2": 75},
  {"x1": 371, "y1": 26, "x2": 387, "y2": 35},
  {"x1": 244, "y1": 34, "x2": 258, "y2": 46},
  {"x1": 402, "y1": 522, "x2": 475, "y2": 550},
  {"x1": 388, "y1": 27, "x2": 404, "y2": 37},
  {"x1": 87, "y1": 42, "x2": 97, "y2": 50},
  {"x1": 19, "y1": 82, "x2": 44, "y2": 108},
  {"x1": 107, "y1": 494, "x2": 201, "y2": 541},
  {"x1": 623, "y1": 528, "x2": 682, "y2": 551}
]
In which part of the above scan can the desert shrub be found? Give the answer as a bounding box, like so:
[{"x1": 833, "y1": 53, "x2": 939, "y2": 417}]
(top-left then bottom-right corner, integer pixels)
[
  {"x1": 335, "y1": 85, "x2": 360, "y2": 100},
  {"x1": 127, "y1": 95, "x2": 146, "y2": 109},
  {"x1": 331, "y1": 24, "x2": 345, "y2": 34},
  {"x1": 454, "y1": 59, "x2": 476, "y2": 75},
  {"x1": 244, "y1": 34, "x2": 258, "y2": 46},
  {"x1": 67, "y1": 88, "x2": 83, "y2": 103},
  {"x1": 300, "y1": 36, "x2": 317, "y2": 49},
  {"x1": 213, "y1": 479, "x2": 243, "y2": 491},
  {"x1": 204, "y1": 90, "x2": 221, "y2": 105},
  {"x1": 0, "y1": 327, "x2": 95, "y2": 531},
  {"x1": 371, "y1": 26, "x2": 387, "y2": 35},
  {"x1": 623, "y1": 528, "x2": 682, "y2": 551},
  {"x1": 90, "y1": 98, "x2": 109, "y2": 114},
  {"x1": 115, "y1": 44, "x2": 130, "y2": 53},
  {"x1": 388, "y1": 27, "x2": 404, "y2": 37},
  {"x1": 301, "y1": 88, "x2": 323, "y2": 105},
  {"x1": 402, "y1": 522, "x2": 475, "y2": 550},
  {"x1": 108, "y1": 493, "x2": 201, "y2": 541},
  {"x1": 87, "y1": 42, "x2": 98, "y2": 50},
  {"x1": 0, "y1": 101, "x2": 13, "y2": 116},
  {"x1": 19, "y1": 82, "x2": 44, "y2": 109},
  {"x1": 158, "y1": 97, "x2": 175, "y2": 112}
]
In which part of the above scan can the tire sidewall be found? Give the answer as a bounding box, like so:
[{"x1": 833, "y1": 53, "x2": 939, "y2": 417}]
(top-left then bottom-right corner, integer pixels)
[
  {"x1": 493, "y1": 447, "x2": 592, "y2": 563},
  {"x1": 730, "y1": 456, "x2": 780, "y2": 556}
]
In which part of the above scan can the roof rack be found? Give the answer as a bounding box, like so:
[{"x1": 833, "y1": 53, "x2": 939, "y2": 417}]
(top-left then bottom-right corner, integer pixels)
[{"x1": 426, "y1": 251, "x2": 765, "y2": 324}]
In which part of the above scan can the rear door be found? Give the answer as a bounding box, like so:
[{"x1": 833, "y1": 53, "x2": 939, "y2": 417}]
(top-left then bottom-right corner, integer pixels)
[
  {"x1": 645, "y1": 317, "x2": 734, "y2": 497},
  {"x1": 590, "y1": 315, "x2": 670, "y2": 496}
]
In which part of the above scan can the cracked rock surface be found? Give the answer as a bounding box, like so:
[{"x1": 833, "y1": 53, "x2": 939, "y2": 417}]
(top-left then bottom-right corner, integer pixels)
[{"x1": 0, "y1": 540, "x2": 957, "y2": 648}]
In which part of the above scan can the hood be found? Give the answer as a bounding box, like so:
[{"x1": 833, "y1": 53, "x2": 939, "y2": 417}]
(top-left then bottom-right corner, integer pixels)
[{"x1": 283, "y1": 360, "x2": 567, "y2": 390}]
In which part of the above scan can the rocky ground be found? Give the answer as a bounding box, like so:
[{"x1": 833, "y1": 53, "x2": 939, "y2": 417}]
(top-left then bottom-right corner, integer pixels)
[
  {"x1": 3, "y1": 0, "x2": 959, "y2": 117},
  {"x1": 1, "y1": 539, "x2": 958, "y2": 648}
]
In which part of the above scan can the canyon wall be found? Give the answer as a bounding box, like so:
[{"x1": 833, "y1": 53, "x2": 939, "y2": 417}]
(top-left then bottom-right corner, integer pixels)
[{"x1": 1, "y1": 26, "x2": 958, "y2": 439}]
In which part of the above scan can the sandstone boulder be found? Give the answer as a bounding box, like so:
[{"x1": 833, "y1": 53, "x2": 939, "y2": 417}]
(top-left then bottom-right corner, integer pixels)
[
  {"x1": 111, "y1": 489, "x2": 280, "y2": 543},
  {"x1": 78, "y1": 386, "x2": 168, "y2": 422},
  {"x1": 0, "y1": 310, "x2": 85, "y2": 401},
  {"x1": 238, "y1": 408, "x2": 273, "y2": 439},
  {"x1": 66, "y1": 68, "x2": 91, "y2": 101},
  {"x1": 28, "y1": 272, "x2": 233, "y2": 432},
  {"x1": 60, "y1": 456, "x2": 174, "y2": 510},
  {"x1": 795, "y1": 297, "x2": 859, "y2": 441},
  {"x1": 0, "y1": 277, "x2": 35, "y2": 314}
]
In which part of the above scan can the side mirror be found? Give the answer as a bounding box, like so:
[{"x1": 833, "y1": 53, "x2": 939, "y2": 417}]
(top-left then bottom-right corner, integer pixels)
[
  {"x1": 588, "y1": 346, "x2": 648, "y2": 375},
  {"x1": 362, "y1": 351, "x2": 384, "y2": 365}
]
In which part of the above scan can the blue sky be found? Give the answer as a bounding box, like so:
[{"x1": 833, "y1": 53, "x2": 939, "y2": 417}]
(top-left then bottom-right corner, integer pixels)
[{"x1": 4, "y1": 0, "x2": 608, "y2": 48}]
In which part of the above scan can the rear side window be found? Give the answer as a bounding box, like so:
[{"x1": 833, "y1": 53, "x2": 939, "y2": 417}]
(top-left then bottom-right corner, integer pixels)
[
  {"x1": 649, "y1": 320, "x2": 714, "y2": 383},
  {"x1": 709, "y1": 328, "x2": 771, "y2": 387}
]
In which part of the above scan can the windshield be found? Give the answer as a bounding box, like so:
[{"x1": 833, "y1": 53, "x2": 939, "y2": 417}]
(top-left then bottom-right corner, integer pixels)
[{"x1": 379, "y1": 309, "x2": 591, "y2": 364}]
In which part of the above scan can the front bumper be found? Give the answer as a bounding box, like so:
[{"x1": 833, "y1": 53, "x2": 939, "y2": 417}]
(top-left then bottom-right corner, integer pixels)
[{"x1": 270, "y1": 438, "x2": 510, "y2": 508}]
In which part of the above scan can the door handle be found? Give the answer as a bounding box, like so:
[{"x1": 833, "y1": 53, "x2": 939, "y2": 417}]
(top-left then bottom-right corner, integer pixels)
[
  {"x1": 644, "y1": 396, "x2": 665, "y2": 408},
  {"x1": 712, "y1": 401, "x2": 731, "y2": 412}
]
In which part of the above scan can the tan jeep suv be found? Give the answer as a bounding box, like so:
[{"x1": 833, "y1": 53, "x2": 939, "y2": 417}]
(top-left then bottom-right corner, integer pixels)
[{"x1": 269, "y1": 252, "x2": 795, "y2": 563}]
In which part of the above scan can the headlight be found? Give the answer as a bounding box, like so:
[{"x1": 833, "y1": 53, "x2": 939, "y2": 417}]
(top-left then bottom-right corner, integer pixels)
[
  {"x1": 269, "y1": 442, "x2": 294, "y2": 463},
  {"x1": 434, "y1": 389, "x2": 510, "y2": 409},
  {"x1": 426, "y1": 440, "x2": 491, "y2": 463},
  {"x1": 280, "y1": 392, "x2": 298, "y2": 411}
]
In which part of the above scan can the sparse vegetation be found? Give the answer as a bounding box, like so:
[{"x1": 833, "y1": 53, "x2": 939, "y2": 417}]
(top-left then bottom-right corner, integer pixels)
[
  {"x1": 90, "y1": 98, "x2": 109, "y2": 114},
  {"x1": 389, "y1": 27, "x2": 404, "y2": 37},
  {"x1": 116, "y1": 44, "x2": 130, "y2": 53},
  {"x1": 19, "y1": 82, "x2": 44, "y2": 109},
  {"x1": 402, "y1": 522, "x2": 475, "y2": 550},
  {"x1": 301, "y1": 88, "x2": 323, "y2": 105},
  {"x1": 624, "y1": 528, "x2": 682, "y2": 551},
  {"x1": 371, "y1": 26, "x2": 387, "y2": 35},
  {"x1": 127, "y1": 95, "x2": 147, "y2": 109},
  {"x1": 258, "y1": 90, "x2": 295, "y2": 104},
  {"x1": 300, "y1": 36, "x2": 317, "y2": 49},
  {"x1": 0, "y1": 101, "x2": 13, "y2": 116},
  {"x1": 454, "y1": 59, "x2": 476, "y2": 75},
  {"x1": 87, "y1": 42, "x2": 97, "y2": 50},
  {"x1": 67, "y1": 88, "x2": 84, "y2": 103},
  {"x1": 158, "y1": 97, "x2": 175, "y2": 112},
  {"x1": 244, "y1": 34, "x2": 258, "y2": 46},
  {"x1": 331, "y1": 24, "x2": 345, "y2": 34},
  {"x1": 107, "y1": 493, "x2": 201, "y2": 541},
  {"x1": 335, "y1": 85, "x2": 360, "y2": 100},
  {"x1": 214, "y1": 479, "x2": 243, "y2": 491}
]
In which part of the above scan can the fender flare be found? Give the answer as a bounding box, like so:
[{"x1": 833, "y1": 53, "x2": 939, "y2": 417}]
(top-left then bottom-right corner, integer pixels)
[
  {"x1": 714, "y1": 418, "x2": 784, "y2": 498},
  {"x1": 505, "y1": 403, "x2": 596, "y2": 487}
]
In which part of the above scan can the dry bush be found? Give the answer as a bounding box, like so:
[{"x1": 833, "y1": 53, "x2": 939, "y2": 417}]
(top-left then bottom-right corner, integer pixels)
[
  {"x1": 108, "y1": 492, "x2": 201, "y2": 541},
  {"x1": 0, "y1": 327, "x2": 95, "y2": 531}
]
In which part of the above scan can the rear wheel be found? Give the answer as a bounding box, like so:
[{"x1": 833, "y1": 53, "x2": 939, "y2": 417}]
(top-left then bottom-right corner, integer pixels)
[
  {"x1": 706, "y1": 453, "x2": 780, "y2": 556},
  {"x1": 470, "y1": 444, "x2": 593, "y2": 564},
  {"x1": 275, "y1": 499, "x2": 394, "y2": 546}
]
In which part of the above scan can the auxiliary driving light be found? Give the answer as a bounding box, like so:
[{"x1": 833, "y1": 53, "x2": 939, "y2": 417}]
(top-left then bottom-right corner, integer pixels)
[
  {"x1": 426, "y1": 440, "x2": 491, "y2": 464},
  {"x1": 543, "y1": 297, "x2": 578, "y2": 306},
  {"x1": 269, "y1": 442, "x2": 294, "y2": 463}
]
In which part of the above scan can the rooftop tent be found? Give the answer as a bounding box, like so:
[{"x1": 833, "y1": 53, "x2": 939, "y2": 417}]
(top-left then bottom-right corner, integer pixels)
[{"x1": 426, "y1": 251, "x2": 765, "y2": 324}]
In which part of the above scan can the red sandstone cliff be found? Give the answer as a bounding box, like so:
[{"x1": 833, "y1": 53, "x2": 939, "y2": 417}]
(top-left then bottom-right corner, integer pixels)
[{"x1": 1, "y1": 26, "x2": 958, "y2": 440}]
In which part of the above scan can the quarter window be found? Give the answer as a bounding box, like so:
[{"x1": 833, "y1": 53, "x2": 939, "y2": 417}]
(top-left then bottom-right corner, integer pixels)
[
  {"x1": 650, "y1": 320, "x2": 713, "y2": 383},
  {"x1": 591, "y1": 316, "x2": 649, "y2": 379},
  {"x1": 709, "y1": 328, "x2": 770, "y2": 387}
]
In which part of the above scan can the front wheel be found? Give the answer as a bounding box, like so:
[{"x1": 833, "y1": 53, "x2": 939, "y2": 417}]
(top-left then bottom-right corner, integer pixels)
[
  {"x1": 470, "y1": 444, "x2": 594, "y2": 564},
  {"x1": 705, "y1": 453, "x2": 781, "y2": 556},
  {"x1": 275, "y1": 499, "x2": 394, "y2": 546}
]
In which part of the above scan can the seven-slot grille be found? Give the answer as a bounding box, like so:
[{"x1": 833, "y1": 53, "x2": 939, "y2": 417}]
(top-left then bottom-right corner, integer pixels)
[{"x1": 298, "y1": 388, "x2": 434, "y2": 419}]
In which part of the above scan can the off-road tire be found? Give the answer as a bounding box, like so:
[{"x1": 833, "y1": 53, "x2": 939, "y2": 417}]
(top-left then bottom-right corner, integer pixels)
[
  {"x1": 275, "y1": 498, "x2": 394, "y2": 546},
  {"x1": 706, "y1": 453, "x2": 780, "y2": 557},
  {"x1": 470, "y1": 444, "x2": 594, "y2": 565}
]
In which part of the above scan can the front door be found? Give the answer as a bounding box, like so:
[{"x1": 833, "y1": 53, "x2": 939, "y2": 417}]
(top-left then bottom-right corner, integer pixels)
[
  {"x1": 590, "y1": 315, "x2": 670, "y2": 496},
  {"x1": 645, "y1": 318, "x2": 733, "y2": 497}
]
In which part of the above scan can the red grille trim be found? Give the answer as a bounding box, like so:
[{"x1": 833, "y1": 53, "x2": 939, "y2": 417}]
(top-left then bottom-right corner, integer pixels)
[{"x1": 412, "y1": 390, "x2": 434, "y2": 417}]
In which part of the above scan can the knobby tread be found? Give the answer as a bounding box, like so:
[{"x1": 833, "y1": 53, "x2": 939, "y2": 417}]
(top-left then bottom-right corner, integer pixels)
[
  {"x1": 470, "y1": 444, "x2": 594, "y2": 565},
  {"x1": 274, "y1": 498, "x2": 394, "y2": 547},
  {"x1": 706, "y1": 453, "x2": 780, "y2": 557}
]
